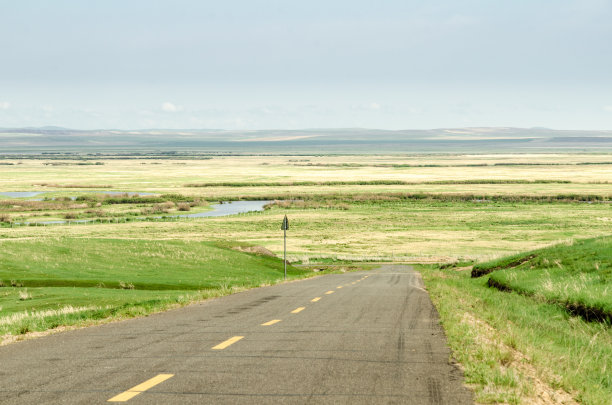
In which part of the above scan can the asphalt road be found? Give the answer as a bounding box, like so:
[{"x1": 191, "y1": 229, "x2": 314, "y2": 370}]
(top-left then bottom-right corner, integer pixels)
[{"x1": 0, "y1": 265, "x2": 472, "y2": 404}]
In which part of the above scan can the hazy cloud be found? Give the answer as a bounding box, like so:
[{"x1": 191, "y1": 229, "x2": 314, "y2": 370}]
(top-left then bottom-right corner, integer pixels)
[
  {"x1": 161, "y1": 102, "x2": 182, "y2": 112},
  {"x1": 0, "y1": 101, "x2": 10, "y2": 109},
  {"x1": 604, "y1": 105, "x2": 612, "y2": 112},
  {"x1": 350, "y1": 102, "x2": 384, "y2": 112}
]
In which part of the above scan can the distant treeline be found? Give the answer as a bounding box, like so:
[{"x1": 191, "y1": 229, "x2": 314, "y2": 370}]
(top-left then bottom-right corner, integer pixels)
[{"x1": 185, "y1": 179, "x2": 572, "y2": 187}]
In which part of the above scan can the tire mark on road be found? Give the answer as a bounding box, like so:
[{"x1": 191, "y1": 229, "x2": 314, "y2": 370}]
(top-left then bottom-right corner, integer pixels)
[
  {"x1": 424, "y1": 340, "x2": 435, "y2": 363},
  {"x1": 427, "y1": 377, "x2": 443, "y2": 405}
]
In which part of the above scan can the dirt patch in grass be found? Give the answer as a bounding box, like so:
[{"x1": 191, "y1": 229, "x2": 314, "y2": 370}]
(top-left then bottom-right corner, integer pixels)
[
  {"x1": 1, "y1": 325, "x2": 71, "y2": 346},
  {"x1": 487, "y1": 277, "x2": 515, "y2": 293},
  {"x1": 231, "y1": 245, "x2": 277, "y2": 257},
  {"x1": 472, "y1": 254, "x2": 537, "y2": 278},
  {"x1": 461, "y1": 312, "x2": 577, "y2": 405}
]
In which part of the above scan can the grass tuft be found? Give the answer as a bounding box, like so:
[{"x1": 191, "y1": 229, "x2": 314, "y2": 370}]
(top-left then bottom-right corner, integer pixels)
[{"x1": 18, "y1": 290, "x2": 31, "y2": 301}]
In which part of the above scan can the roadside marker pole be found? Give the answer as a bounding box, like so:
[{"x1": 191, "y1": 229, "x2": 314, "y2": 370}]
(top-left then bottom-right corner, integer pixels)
[{"x1": 281, "y1": 215, "x2": 289, "y2": 280}]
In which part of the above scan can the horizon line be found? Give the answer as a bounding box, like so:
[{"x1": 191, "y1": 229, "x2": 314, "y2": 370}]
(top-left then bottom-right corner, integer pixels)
[{"x1": 2, "y1": 126, "x2": 612, "y2": 132}]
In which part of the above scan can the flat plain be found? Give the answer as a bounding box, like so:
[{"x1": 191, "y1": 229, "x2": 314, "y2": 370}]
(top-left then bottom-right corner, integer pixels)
[
  {"x1": 0, "y1": 152, "x2": 610, "y2": 404},
  {"x1": 1, "y1": 153, "x2": 610, "y2": 261}
]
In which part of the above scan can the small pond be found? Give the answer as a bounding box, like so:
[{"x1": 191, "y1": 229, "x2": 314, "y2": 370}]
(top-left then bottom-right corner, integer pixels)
[
  {"x1": 0, "y1": 192, "x2": 46, "y2": 198},
  {"x1": 177, "y1": 200, "x2": 270, "y2": 218}
]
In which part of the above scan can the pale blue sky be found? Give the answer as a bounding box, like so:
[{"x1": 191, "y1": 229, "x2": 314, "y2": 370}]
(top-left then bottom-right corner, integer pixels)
[{"x1": 1, "y1": 0, "x2": 611, "y2": 130}]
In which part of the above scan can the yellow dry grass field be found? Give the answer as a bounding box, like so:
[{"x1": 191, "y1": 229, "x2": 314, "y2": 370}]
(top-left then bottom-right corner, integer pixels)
[
  {"x1": 1, "y1": 154, "x2": 611, "y2": 195},
  {"x1": 1, "y1": 153, "x2": 610, "y2": 262}
]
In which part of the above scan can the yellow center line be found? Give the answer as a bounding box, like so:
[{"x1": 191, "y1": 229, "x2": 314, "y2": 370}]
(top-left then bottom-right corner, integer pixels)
[
  {"x1": 337, "y1": 286, "x2": 343, "y2": 289},
  {"x1": 108, "y1": 374, "x2": 174, "y2": 402},
  {"x1": 291, "y1": 307, "x2": 305, "y2": 314},
  {"x1": 325, "y1": 290, "x2": 334, "y2": 294},
  {"x1": 212, "y1": 336, "x2": 244, "y2": 350},
  {"x1": 311, "y1": 297, "x2": 322, "y2": 302},
  {"x1": 261, "y1": 319, "x2": 281, "y2": 326}
]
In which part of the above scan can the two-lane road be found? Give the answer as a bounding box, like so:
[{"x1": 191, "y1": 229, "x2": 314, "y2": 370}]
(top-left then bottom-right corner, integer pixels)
[{"x1": 0, "y1": 265, "x2": 472, "y2": 404}]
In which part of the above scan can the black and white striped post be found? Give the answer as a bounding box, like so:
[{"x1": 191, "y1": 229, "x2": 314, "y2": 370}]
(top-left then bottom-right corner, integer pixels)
[{"x1": 281, "y1": 215, "x2": 289, "y2": 280}]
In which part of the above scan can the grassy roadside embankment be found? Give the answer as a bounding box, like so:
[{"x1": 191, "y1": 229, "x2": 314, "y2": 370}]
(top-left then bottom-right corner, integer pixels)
[
  {"x1": 420, "y1": 235, "x2": 611, "y2": 405},
  {"x1": 0, "y1": 238, "x2": 347, "y2": 342},
  {"x1": 475, "y1": 236, "x2": 611, "y2": 323}
]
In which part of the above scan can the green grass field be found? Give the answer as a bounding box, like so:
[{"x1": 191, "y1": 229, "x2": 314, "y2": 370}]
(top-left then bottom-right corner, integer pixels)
[{"x1": 0, "y1": 238, "x2": 309, "y2": 337}]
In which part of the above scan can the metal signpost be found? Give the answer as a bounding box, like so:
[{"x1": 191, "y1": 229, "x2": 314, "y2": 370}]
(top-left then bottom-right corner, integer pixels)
[{"x1": 281, "y1": 215, "x2": 289, "y2": 280}]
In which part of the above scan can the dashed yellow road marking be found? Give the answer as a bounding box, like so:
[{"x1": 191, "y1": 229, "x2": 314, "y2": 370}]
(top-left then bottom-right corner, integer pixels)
[
  {"x1": 337, "y1": 286, "x2": 343, "y2": 289},
  {"x1": 291, "y1": 307, "x2": 305, "y2": 314},
  {"x1": 108, "y1": 374, "x2": 174, "y2": 402},
  {"x1": 261, "y1": 319, "x2": 281, "y2": 326},
  {"x1": 325, "y1": 290, "x2": 334, "y2": 294},
  {"x1": 212, "y1": 336, "x2": 244, "y2": 350},
  {"x1": 311, "y1": 297, "x2": 321, "y2": 302}
]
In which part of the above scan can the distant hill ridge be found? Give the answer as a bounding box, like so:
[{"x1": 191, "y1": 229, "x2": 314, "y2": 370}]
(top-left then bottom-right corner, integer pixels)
[{"x1": 1, "y1": 127, "x2": 611, "y2": 153}]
